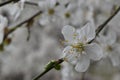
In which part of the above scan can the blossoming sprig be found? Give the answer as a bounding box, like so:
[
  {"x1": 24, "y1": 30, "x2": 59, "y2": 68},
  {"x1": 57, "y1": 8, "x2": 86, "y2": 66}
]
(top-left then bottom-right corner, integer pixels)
[{"x1": 32, "y1": 6, "x2": 120, "y2": 80}]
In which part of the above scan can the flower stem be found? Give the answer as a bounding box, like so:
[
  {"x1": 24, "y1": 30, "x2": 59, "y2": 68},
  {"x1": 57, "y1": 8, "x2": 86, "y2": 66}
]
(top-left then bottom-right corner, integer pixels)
[
  {"x1": 32, "y1": 58, "x2": 64, "y2": 80},
  {"x1": 81, "y1": 72, "x2": 86, "y2": 80}
]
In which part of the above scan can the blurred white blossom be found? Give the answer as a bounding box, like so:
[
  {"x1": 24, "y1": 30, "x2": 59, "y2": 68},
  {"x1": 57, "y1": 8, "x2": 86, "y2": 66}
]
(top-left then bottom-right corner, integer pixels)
[{"x1": 97, "y1": 30, "x2": 120, "y2": 67}]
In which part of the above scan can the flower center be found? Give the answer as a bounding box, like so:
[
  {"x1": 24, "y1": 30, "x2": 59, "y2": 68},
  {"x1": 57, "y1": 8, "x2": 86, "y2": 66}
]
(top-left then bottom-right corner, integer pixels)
[
  {"x1": 71, "y1": 43, "x2": 84, "y2": 52},
  {"x1": 106, "y1": 45, "x2": 113, "y2": 52},
  {"x1": 48, "y1": 9, "x2": 55, "y2": 15},
  {"x1": 64, "y1": 12, "x2": 71, "y2": 18}
]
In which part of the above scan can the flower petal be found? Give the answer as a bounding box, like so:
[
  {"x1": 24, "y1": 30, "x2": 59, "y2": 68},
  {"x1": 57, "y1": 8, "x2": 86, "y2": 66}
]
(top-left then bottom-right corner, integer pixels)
[
  {"x1": 0, "y1": 15, "x2": 8, "y2": 29},
  {"x1": 62, "y1": 25, "x2": 76, "y2": 44},
  {"x1": 63, "y1": 46, "x2": 78, "y2": 65},
  {"x1": 107, "y1": 30, "x2": 116, "y2": 45},
  {"x1": 20, "y1": 0, "x2": 25, "y2": 10},
  {"x1": 96, "y1": 34, "x2": 107, "y2": 45},
  {"x1": 109, "y1": 52, "x2": 120, "y2": 67},
  {"x1": 85, "y1": 43, "x2": 103, "y2": 61},
  {"x1": 0, "y1": 32, "x2": 4, "y2": 44},
  {"x1": 77, "y1": 21, "x2": 95, "y2": 43},
  {"x1": 97, "y1": 30, "x2": 116, "y2": 45},
  {"x1": 75, "y1": 54, "x2": 90, "y2": 72}
]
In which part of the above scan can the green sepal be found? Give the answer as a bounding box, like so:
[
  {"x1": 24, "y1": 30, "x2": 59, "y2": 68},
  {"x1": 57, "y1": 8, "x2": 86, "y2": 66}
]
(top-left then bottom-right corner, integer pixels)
[
  {"x1": 54, "y1": 64, "x2": 61, "y2": 70},
  {"x1": 44, "y1": 60, "x2": 56, "y2": 70}
]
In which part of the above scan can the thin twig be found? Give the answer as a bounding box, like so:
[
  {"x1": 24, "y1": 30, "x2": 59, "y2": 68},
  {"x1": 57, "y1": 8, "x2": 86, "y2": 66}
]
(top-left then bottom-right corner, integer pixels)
[
  {"x1": 81, "y1": 72, "x2": 86, "y2": 80},
  {"x1": 0, "y1": 0, "x2": 37, "y2": 7},
  {"x1": 8, "y1": 11, "x2": 42, "y2": 34},
  {"x1": 32, "y1": 58, "x2": 64, "y2": 80},
  {"x1": 0, "y1": 0, "x2": 19, "y2": 7},
  {"x1": 25, "y1": 1, "x2": 38, "y2": 6}
]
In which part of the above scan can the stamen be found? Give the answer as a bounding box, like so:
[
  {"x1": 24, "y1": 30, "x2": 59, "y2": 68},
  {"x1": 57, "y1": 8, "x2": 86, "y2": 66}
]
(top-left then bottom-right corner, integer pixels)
[{"x1": 71, "y1": 43, "x2": 84, "y2": 53}]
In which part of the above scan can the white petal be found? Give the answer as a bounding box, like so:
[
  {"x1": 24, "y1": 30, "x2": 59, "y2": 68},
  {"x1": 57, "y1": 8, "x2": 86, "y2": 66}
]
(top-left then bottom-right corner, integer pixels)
[
  {"x1": 85, "y1": 43, "x2": 103, "y2": 61},
  {"x1": 14, "y1": 10, "x2": 21, "y2": 21},
  {"x1": 63, "y1": 46, "x2": 78, "y2": 65},
  {"x1": 62, "y1": 25, "x2": 76, "y2": 44},
  {"x1": 96, "y1": 34, "x2": 107, "y2": 44},
  {"x1": 8, "y1": 3, "x2": 22, "y2": 20},
  {"x1": 63, "y1": 46, "x2": 72, "y2": 57},
  {"x1": 77, "y1": 22, "x2": 95, "y2": 43},
  {"x1": 39, "y1": 17, "x2": 50, "y2": 26},
  {"x1": 47, "y1": 0, "x2": 57, "y2": 8},
  {"x1": 97, "y1": 30, "x2": 117, "y2": 45},
  {"x1": 109, "y1": 52, "x2": 120, "y2": 67},
  {"x1": 113, "y1": 43, "x2": 120, "y2": 53},
  {"x1": 0, "y1": 32, "x2": 4, "y2": 44},
  {"x1": 107, "y1": 30, "x2": 116, "y2": 45},
  {"x1": 38, "y1": 1, "x2": 48, "y2": 10},
  {"x1": 0, "y1": 15, "x2": 8, "y2": 29},
  {"x1": 75, "y1": 54, "x2": 90, "y2": 72},
  {"x1": 38, "y1": 0, "x2": 56, "y2": 10},
  {"x1": 20, "y1": 0, "x2": 25, "y2": 10}
]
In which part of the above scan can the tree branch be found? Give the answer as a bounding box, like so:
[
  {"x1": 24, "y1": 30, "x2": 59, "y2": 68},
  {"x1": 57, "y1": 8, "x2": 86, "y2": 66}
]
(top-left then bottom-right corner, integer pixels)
[
  {"x1": 0, "y1": 0, "x2": 19, "y2": 7},
  {"x1": 0, "y1": 0, "x2": 37, "y2": 7},
  {"x1": 32, "y1": 58, "x2": 64, "y2": 80}
]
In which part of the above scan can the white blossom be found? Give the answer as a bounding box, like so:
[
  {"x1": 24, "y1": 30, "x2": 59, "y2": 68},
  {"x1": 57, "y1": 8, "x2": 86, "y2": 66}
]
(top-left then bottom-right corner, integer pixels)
[
  {"x1": 62, "y1": 21, "x2": 103, "y2": 72},
  {"x1": 97, "y1": 30, "x2": 120, "y2": 67}
]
